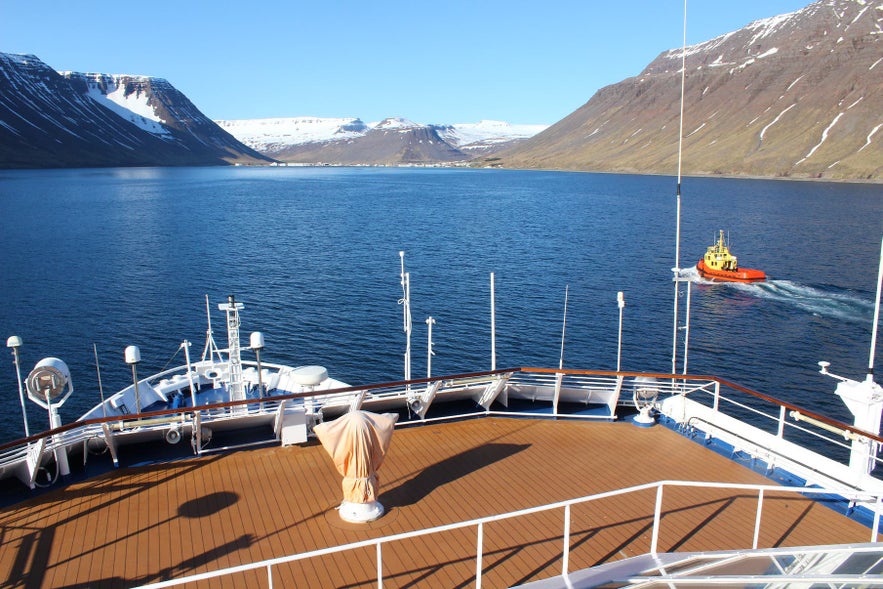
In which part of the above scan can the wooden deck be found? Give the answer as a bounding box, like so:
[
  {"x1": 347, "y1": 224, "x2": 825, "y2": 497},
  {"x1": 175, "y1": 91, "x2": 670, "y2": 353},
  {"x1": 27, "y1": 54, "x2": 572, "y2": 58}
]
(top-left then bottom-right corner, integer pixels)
[{"x1": 0, "y1": 416, "x2": 873, "y2": 588}]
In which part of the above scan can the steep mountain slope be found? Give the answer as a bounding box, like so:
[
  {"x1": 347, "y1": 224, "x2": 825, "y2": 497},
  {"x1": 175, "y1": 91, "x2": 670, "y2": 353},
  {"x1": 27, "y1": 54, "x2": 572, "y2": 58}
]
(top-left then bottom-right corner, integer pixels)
[
  {"x1": 0, "y1": 53, "x2": 272, "y2": 169},
  {"x1": 495, "y1": 0, "x2": 883, "y2": 180}
]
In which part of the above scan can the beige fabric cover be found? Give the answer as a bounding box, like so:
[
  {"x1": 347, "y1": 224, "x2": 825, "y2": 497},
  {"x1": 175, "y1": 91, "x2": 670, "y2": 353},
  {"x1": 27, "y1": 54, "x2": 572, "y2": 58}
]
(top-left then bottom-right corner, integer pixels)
[{"x1": 313, "y1": 410, "x2": 398, "y2": 504}]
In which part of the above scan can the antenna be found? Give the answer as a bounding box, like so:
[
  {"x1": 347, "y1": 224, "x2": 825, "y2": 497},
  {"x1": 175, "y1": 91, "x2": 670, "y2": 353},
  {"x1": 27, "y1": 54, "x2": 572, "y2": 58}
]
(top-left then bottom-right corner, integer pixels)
[
  {"x1": 868, "y1": 233, "x2": 883, "y2": 382},
  {"x1": 202, "y1": 294, "x2": 222, "y2": 362},
  {"x1": 93, "y1": 343, "x2": 106, "y2": 419},
  {"x1": 559, "y1": 285, "x2": 569, "y2": 370},
  {"x1": 671, "y1": 0, "x2": 689, "y2": 374},
  {"x1": 399, "y1": 251, "x2": 412, "y2": 385}
]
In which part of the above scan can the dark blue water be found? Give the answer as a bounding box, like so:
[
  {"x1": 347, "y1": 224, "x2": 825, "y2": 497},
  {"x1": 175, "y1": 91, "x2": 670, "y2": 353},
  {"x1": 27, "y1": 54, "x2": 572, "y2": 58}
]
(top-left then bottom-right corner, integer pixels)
[{"x1": 0, "y1": 167, "x2": 881, "y2": 441}]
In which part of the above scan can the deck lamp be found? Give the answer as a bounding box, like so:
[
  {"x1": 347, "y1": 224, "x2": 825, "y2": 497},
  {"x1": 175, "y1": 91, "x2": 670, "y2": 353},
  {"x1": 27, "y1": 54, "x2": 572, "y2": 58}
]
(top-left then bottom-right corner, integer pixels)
[
  {"x1": 125, "y1": 345, "x2": 142, "y2": 414},
  {"x1": 250, "y1": 332, "x2": 265, "y2": 398},
  {"x1": 6, "y1": 336, "x2": 29, "y2": 437}
]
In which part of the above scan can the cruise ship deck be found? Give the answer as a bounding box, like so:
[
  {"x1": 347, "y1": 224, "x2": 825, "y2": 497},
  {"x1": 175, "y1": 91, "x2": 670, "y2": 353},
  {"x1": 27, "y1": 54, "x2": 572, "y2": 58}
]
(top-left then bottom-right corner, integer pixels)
[{"x1": 0, "y1": 416, "x2": 873, "y2": 588}]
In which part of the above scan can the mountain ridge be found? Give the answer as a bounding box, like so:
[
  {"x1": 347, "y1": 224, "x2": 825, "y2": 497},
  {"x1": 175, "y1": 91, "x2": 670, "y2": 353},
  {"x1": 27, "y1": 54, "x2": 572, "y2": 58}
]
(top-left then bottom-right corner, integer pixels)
[
  {"x1": 491, "y1": 0, "x2": 883, "y2": 181},
  {"x1": 0, "y1": 54, "x2": 272, "y2": 169}
]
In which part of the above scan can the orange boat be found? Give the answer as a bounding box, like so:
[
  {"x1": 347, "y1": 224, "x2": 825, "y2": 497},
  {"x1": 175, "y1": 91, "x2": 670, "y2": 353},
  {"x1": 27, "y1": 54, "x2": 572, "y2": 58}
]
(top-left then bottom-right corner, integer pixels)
[{"x1": 697, "y1": 230, "x2": 766, "y2": 282}]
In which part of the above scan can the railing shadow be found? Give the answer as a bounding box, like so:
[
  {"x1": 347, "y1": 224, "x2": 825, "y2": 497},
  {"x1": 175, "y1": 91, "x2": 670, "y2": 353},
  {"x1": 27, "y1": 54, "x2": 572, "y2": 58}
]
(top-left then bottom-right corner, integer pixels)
[{"x1": 380, "y1": 443, "x2": 530, "y2": 508}]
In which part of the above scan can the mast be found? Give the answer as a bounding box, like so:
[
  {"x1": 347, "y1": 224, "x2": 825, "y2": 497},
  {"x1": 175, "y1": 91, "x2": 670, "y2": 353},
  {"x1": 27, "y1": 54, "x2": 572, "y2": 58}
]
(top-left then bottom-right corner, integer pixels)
[
  {"x1": 868, "y1": 233, "x2": 883, "y2": 382},
  {"x1": 399, "y1": 251, "x2": 412, "y2": 385},
  {"x1": 219, "y1": 295, "x2": 245, "y2": 404},
  {"x1": 671, "y1": 0, "x2": 689, "y2": 375}
]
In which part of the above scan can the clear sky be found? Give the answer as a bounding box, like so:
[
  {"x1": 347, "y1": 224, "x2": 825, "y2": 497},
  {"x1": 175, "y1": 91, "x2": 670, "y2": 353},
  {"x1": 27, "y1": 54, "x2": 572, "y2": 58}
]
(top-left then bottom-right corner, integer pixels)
[{"x1": 1, "y1": 0, "x2": 812, "y2": 125}]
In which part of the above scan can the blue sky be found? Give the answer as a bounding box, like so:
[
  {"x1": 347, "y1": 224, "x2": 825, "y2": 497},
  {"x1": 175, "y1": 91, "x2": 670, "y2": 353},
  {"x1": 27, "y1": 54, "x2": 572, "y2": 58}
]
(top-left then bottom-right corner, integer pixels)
[{"x1": 1, "y1": 1, "x2": 811, "y2": 125}]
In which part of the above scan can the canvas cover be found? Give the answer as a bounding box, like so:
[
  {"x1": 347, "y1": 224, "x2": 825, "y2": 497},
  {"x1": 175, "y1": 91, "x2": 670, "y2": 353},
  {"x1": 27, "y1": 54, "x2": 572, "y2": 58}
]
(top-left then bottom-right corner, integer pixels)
[{"x1": 313, "y1": 410, "x2": 398, "y2": 504}]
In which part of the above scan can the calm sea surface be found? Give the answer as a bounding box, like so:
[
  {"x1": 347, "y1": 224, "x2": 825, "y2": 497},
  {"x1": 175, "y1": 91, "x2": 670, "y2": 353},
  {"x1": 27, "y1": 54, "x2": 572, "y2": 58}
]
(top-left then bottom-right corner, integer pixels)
[{"x1": 0, "y1": 166, "x2": 881, "y2": 441}]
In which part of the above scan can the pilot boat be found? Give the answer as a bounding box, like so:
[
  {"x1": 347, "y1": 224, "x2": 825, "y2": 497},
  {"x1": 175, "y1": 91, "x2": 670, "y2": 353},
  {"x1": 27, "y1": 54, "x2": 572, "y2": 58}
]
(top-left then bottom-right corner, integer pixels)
[{"x1": 697, "y1": 230, "x2": 766, "y2": 282}]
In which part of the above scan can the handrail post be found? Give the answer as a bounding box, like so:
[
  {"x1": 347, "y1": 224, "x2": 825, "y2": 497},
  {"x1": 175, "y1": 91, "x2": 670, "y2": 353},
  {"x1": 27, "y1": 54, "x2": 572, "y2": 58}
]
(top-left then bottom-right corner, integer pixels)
[
  {"x1": 777, "y1": 406, "x2": 786, "y2": 438},
  {"x1": 476, "y1": 522, "x2": 484, "y2": 589},
  {"x1": 753, "y1": 489, "x2": 764, "y2": 549},
  {"x1": 377, "y1": 542, "x2": 383, "y2": 589},
  {"x1": 267, "y1": 564, "x2": 273, "y2": 589},
  {"x1": 562, "y1": 504, "x2": 571, "y2": 577},
  {"x1": 874, "y1": 495, "x2": 882, "y2": 542},
  {"x1": 712, "y1": 380, "x2": 720, "y2": 412},
  {"x1": 651, "y1": 483, "x2": 664, "y2": 553}
]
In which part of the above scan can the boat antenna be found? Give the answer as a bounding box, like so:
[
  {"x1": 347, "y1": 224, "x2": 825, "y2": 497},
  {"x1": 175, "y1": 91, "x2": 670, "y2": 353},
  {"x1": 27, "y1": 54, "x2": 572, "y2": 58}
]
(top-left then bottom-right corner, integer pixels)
[
  {"x1": 399, "y1": 251, "x2": 412, "y2": 386},
  {"x1": 202, "y1": 294, "x2": 222, "y2": 363},
  {"x1": 868, "y1": 232, "x2": 883, "y2": 382},
  {"x1": 559, "y1": 285, "x2": 569, "y2": 370},
  {"x1": 671, "y1": 0, "x2": 689, "y2": 375},
  {"x1": 93, "y1": 343, "x2": 107, "y2": 418}
]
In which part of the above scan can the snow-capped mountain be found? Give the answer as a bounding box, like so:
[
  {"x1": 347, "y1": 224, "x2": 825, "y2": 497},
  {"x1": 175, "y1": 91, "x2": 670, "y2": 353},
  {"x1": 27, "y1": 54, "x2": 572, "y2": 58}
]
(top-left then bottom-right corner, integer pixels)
[
  {"x1": 497, "y1": 0, "x2": 883, "y2": 180},
  {"x1": 434, "y1": 120, "x2": 549, "y2": 153},
  {"x1": 0, "y1": 53, "x2": 271, "y2": 169},
  {"x1": 217, "y1": 116, "x2": 548, "y2": 164}
]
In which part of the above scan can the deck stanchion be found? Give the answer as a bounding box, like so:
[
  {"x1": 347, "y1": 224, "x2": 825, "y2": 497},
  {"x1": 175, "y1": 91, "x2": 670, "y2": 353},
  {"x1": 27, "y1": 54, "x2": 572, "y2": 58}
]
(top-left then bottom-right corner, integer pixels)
[
  {"x1": 562, "y1": 504, "x2": 571, "y2": 576},
  {"x1": 476, "y1": 521, "x2": 484, "y2": 589},
  {"x1": 377, "y1": 542, "x2": 383, "y2": 589},
  {"x1": 753, "y1": 489, "x2": 765, "y2": 549},
  {"x1": 651, "y1": 483, "x2": 664, "y2": 553},
  {"x1": 874, "y1": 495, "x2": 882, "y2": 542},
  {"x1": 266, "y1": 564, "x2": 273, "y2": 589}
]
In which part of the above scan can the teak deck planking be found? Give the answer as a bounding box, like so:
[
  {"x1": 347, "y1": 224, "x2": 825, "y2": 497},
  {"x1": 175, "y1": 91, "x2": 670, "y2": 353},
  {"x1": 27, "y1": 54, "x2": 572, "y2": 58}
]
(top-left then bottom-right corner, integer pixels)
[{"x1": 0, "y1": 417, "x2": 872, "y2": 588}]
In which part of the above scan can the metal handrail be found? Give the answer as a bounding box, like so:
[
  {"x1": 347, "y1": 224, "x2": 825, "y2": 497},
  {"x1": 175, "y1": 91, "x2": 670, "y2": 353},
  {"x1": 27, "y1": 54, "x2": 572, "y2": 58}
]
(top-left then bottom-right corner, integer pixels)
[
  {"x1": 1, "y1": 367, "x2": 880, "y2": 486},
  {"x1": 132, "y1": 479, "x2": 883, "y2": 589}
]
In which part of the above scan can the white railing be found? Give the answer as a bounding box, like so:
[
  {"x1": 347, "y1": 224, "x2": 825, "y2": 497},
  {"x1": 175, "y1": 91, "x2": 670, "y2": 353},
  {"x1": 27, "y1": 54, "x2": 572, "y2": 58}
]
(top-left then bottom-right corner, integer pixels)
[{"x1": 133, "y1": 480, "x2": 883, "y2": 589}]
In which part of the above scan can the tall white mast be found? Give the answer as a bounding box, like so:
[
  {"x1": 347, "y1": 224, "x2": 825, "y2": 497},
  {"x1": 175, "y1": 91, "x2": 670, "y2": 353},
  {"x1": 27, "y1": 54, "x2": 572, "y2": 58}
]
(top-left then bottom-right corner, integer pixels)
[{"x1": 671, "y1": 0, "x2": 689, "y2": 375}]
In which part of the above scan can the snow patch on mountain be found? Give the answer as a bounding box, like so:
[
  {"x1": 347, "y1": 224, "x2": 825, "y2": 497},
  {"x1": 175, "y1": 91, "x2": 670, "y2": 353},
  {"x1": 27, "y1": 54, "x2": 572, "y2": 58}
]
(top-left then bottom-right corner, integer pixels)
[
  {"x1": 69, "y1": 73, "x2": 171, "y2": 136},
  {"x1": 215, "y1": 116, "x2": 368, "y2": 150},
  {"x1": 438, "y1": 120, "x2": 548, "y2": 148},
  {"x1": 217, "y1": 116, "x2": 547, "y2": 154}
]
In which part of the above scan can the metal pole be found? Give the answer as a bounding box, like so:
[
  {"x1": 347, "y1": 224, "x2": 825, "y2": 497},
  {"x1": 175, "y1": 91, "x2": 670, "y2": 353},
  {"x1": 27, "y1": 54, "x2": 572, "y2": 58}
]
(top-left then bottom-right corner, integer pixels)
[
  {"x1": 131, "y1": 363, "x2": 141, "y2": 414},
  {"x1": 867, "y1": 232, "x2": 883, "y2": 382},
  {"x1": 672, "y1": 0, "x2": 688, "y2": 375},
  {"x1": 682, "y1": 281, "x2": 692, "y2": 375},
  {"x1": 559, "y1": 286, "x2": 569, "y2": 370},
  {"x1": 490, "y1": 272, "x2": 496, "y2": 371},
  {"x1": 617, "y1": 292, "x2": 625, "y2": 372},
  {"x1": 182, "y1": 340, "x2": 197, "y2": 408},
  {"x1": 93, "y1": 343, "x2": 107, "y2": 419},
  {"x1": 399, "y1": 251, "x2": 411, "y2": 386},
  {"x1": 7, "y1": 338, "x2": 29, "y2": 437},
  {"x1": 426, "y1": 317, "x2": 435, "y2": 379}
]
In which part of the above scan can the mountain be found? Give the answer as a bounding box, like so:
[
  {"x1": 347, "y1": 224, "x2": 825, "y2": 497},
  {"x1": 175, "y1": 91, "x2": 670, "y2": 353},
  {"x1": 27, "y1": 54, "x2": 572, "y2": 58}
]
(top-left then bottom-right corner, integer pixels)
[
  {"x1": 492, "y1": 0, "x2": 883, "y2": 181},
  {"x1": 217, "y1": 117, "x2": 548, "y2": 165},
  {"x1": 0, "y1": 53, "x2": 272, "y2": 169}
]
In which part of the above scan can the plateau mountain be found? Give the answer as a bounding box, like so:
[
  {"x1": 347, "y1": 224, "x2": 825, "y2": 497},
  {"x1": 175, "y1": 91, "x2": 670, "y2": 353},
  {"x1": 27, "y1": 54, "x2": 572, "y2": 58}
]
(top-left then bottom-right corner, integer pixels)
[
  {"x1": 216, "y1": 117, "x2": 547, "y2": 165},
  {"x1": 492, "y1": 0, "x2": 883, "y2": 181}
]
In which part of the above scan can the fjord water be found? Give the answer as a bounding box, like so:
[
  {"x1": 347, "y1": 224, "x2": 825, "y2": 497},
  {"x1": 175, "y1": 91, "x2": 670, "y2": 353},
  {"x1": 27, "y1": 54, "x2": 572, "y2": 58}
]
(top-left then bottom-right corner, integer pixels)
[{"x1": 0, "y1": 166, "x2": 881, "y2": 441}]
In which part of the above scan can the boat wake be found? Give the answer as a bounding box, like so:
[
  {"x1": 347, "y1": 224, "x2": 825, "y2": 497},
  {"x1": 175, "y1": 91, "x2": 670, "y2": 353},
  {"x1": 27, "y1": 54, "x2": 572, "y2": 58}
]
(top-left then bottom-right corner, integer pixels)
[{"x1": 680, "y1": 266, "x2": 873, "y2": 323}]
